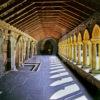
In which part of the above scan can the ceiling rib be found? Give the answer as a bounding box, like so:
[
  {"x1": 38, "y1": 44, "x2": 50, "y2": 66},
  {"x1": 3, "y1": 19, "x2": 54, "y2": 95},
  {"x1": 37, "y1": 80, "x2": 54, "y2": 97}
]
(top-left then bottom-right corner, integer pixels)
[
  {"x1": 0, "y1": 0, "x2": 97, "y2": 40},
  {"x1": 3, "y1": 2, "x2": 36, "y2": 21}
]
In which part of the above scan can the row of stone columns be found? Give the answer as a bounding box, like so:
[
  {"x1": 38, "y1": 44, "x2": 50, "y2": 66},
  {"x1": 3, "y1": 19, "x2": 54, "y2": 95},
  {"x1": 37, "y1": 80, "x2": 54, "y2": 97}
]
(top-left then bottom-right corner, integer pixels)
[
  {"x1": 0, "y1": 29, "x2": 37, "y2": 74},
  {"x1": 58, "y1": 24, "x2": 100, "y2": 74}
]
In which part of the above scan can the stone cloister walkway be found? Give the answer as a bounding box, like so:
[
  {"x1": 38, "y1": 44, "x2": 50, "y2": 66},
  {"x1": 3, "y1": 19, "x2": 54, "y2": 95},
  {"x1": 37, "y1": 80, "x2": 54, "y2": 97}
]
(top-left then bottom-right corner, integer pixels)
[{"x1": 0, "y1": 56, "x2": 95, "y2": 100}]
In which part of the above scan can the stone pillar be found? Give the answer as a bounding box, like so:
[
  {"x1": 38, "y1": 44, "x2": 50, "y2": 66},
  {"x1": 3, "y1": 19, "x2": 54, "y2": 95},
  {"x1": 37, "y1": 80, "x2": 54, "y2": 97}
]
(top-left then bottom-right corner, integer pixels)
[
  {"x1": 6, "y1": 30, "x2": 17, "y2": 71},
  {"x1": 68, "y1": 44, "x2": 70, "y2": 59},
  {"x1": 67, "y1": 44, "x2": 69, "y2": 58},
  {"x1": 32, "y1": 44, "x2": 35, "y2": 56},
  {"x1": 70, "y1": 46, "x2": 71, "y2": 59},
  {"x1": 62, "y1": 45, "x2": 64, "y2": 56},
  {"x1": 63, "y1": 45, "x2": 64, "y2": 56},
  {"x1": 89, "y1": 44, "x2": 92, "y2": 66},
  {"x1": 83, "y1": 44, "x2": 87, "y2": 66},
  {"x1": 71, "y1": 44, "x2": 73, "y2": 60},
  {"x1": 6, "y1": 31, "x2": 11, "y2": 71},
  {"x1": 67, "y1": 45, "x2": 68, "y2": 58},
  {"x1": 92, "y1": 43, "x2": 96, "y2": 70},
  {"x1": 25, "y1": 41, "x2": 30, "y2": 60},
  {"x1": 23, "y1": 41, "x2": 26, "y2": 61},
  {"x1": 29, "y1": 42, "x2": 32, "y2": 58},
  {"x1": 64, "y1": 44, "x2": 66, "y2": 56},
  {"x1": 28, "y1": 41, "x2": 30, "y2": 58},
  {"x1": 98, "y1": 44, "x2": 100, "y2": 70},
  {"x1": 0, "y1": 29, "x2": 4, "y2": 75},
  {"x1": 18, "y1": 40, "x2": 24, "y2": 67},
  {"x1": 34, "y1": 45, "x2": 37, "y2": 55},
  {"x1": 66, "y1": 45, "x2": 68, "y2": 58},
  {"x1": 74, "y1": 44, "x2": 77, "y2": 62},
  {"x1": 18, "y1": 43, "x2": 21, "y2": 67},
  {"x1": 10, "y1": 33, "x2": 17, "y2": 71},
  {"x1": 31, "y1": 44, "x2": 33, "y2": 57},
  {"x1": 63, "y1": 45, "x2": 65, "y2": 56},
  {"x1": 70, "y1": 44, "x2": 72, "y2": 60},
  {"x1": 20, "y1": 43, "x2": 24, "y2": 67},
  {"x1": 77, "y1": 44, "x2": 81, "y2": 64},
  {"x1": 90, "y1": 41, "x2": 100, "y2": 73}
]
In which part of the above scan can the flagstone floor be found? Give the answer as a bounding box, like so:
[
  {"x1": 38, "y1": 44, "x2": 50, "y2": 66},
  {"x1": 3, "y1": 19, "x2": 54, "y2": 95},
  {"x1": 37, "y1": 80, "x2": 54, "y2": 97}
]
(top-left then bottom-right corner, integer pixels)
[{"x1": 0, "y1": 56, "x2": 98, "y2": 100}]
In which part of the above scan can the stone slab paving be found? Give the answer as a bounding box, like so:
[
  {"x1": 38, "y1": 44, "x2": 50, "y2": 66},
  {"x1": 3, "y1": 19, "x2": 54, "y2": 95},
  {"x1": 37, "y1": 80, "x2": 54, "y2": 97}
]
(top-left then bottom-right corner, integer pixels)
[{"x1": 0, "y1": 56, "x2": 93, "y2": 100}]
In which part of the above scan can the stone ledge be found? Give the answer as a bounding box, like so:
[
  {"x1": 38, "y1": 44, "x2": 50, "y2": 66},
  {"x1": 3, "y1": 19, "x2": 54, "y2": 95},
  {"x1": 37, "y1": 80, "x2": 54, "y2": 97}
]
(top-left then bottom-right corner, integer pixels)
[{"x1": 59, "y1": 54, "x2": 100, "y2": 89}]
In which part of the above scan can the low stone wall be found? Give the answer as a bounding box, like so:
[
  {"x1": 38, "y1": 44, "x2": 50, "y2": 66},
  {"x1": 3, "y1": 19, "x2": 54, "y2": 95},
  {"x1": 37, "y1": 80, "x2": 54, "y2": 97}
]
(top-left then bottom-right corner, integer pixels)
[{"x1": 59, "y1": 54, "x2": 100, "y2": 89}]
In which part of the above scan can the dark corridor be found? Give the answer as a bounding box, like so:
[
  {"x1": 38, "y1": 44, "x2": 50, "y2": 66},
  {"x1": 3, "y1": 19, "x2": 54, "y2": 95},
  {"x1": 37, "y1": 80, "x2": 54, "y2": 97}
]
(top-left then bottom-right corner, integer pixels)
[
  {"x1": 41, "y1": 40, "x2": 53, "y2": 55},
  {"x1": 37, "y1": 38, "x2": 58, "y2": 55}
]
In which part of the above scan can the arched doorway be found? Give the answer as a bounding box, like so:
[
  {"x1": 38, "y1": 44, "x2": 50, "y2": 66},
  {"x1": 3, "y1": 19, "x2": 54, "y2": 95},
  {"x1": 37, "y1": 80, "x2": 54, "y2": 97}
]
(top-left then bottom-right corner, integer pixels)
[
  {"x1": 42, "y1": 40, "x2": 53, "y2": 55},
  {"x1": 37, "y1": 38, "x2": 58, "y2": 55}
]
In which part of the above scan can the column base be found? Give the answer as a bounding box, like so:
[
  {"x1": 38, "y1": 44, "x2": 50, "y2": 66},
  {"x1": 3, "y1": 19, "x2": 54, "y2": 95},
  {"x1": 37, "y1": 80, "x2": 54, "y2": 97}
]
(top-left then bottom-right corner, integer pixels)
[
  {"x1": 73, "y1": 62, "x2": 77, "y2": 64},
  {"x1": 82, "y1": 65, "x2": 90, "y2": 68},
  {"x1": 89, "y1": 69, "x2": 100, "y2": 74},
  {"x1": 21, "y1": 63, "x2": 24, "y2": 67},
  {"x1": 11, "y1": 67, "x2": 18, "y2": 71},
  {"x1": 73, "y1": 59, "x2": 77, "y2": 63},
  {"x1": 69, "y1": 59, "x2": 74, "y2": 62},
  {"x1": 76, "y1": 62, "x2": 82, "y2": 65}
]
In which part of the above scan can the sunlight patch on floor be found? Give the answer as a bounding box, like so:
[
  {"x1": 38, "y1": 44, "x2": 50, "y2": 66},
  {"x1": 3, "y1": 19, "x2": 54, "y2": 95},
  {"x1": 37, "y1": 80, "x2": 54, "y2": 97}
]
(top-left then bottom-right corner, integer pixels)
[
  {"x1": 50, "y1": 72, "x2": 69, "y2": 78},
  {"x1": 50, "y1": 69, "x2": 66, "y2": 74},
  {"x1": 50, "y1": 66, "x2": 63, "y2": 70},
  {"x1": 50, "y1": 77, "x2": 73, "y2": 87},
  {"x1": 50, "y1": 63, "x2": 62, "y2": 66},
  {"x1": 74, "y1": 95, "x2": 88, "y2": 100},
  {"x1": 50, "y1": 84, "x2": 80, "y2": 99}
]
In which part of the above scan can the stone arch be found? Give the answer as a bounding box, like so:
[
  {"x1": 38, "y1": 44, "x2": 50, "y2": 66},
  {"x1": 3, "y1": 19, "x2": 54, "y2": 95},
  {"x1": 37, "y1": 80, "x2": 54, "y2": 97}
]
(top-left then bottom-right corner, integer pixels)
[
  {"x1": 77, "y1": 32, "x2": 82, "y2": 42},
  {"x1": 91, "y1": 24, "x2": 100, "y2": 70},
  {"x1": 83, "y1": 29, "x2": 90, "y2": 40},
  {"x1": 83, "y1": 29, "x2": 91, "y2": 66},
  {"x1": 73, "y1": 35, "x2": 77, "y2": 43},
  {"x1": 92, "y1": 24, "x2": 100, "y2": 39}
]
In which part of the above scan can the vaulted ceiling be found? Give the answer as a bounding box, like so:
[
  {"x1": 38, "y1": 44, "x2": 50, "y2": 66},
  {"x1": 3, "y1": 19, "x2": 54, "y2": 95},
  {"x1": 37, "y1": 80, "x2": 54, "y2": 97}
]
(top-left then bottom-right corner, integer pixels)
[{"x1": 0, "y1": 0, "x2": 99, "y2": 40}]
